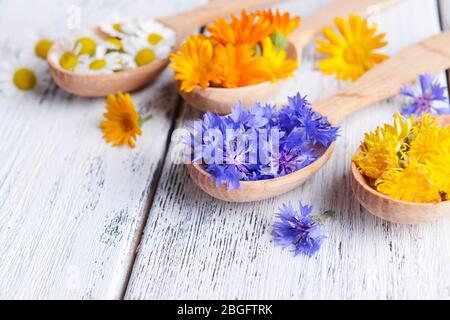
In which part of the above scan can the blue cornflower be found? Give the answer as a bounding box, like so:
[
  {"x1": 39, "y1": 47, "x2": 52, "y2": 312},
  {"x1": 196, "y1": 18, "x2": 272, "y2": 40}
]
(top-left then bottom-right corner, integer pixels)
[
  {"x1": 284, "y1": 93, "x2": 339, "y2": 146},
  {"x1": 206, "y1": 165, "x2": 245, "y2": 191},
  {"x1": 273, "y1": 202, "x2": 326, "y2": 257},
  {"x1": 400, "y1": 73, "x2": 449, "y2": 116}
]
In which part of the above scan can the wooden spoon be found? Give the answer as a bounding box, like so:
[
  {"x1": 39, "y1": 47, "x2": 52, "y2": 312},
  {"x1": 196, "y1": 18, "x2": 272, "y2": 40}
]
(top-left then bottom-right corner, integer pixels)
[
  {"x1": 180, "y1": 0, "x2": 400, "y2": 114},
  {"x1": 187, "y1": 32, "x2": 450, "y2": 204},
  {"x1": 47, "y1": 0, "x2": 277, "y2": 97},
  {"x1": 351, "y1": 115, "x2": 450, "y2": 225}
]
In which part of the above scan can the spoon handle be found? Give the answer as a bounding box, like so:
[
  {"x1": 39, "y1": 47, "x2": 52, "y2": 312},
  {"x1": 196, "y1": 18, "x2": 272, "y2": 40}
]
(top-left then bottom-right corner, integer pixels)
[
  {"x1": 291, "y1": 0, "x2": 399, "y2": 49},
  {"x1": 313, "y1": 32, "x2": 450, "y2": 125},
  {"x1": 159, "y1": 0, "x2": 278, "y2": 38}
]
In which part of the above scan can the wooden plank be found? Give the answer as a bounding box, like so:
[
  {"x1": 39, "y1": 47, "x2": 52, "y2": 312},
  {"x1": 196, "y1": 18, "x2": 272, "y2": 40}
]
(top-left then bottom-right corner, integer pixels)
[
  {"x1": 439, "y1": 0, "x2": 450, "y2": 96},
  {"x1": 0, "y1": 0, "x2": 209, "y2": 299},
  {"x1": 439, "y1": 0, "x2": 450, "y2": 30},
  {"x1": 125, "y1": 0, "x2": 450, "y2": 299}
]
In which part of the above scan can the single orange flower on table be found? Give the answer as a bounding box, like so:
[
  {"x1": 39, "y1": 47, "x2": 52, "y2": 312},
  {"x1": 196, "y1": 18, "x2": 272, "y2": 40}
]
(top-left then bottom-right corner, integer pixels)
[{"x1": 100, "y1": 92, "x2": 145, "y2": 148}]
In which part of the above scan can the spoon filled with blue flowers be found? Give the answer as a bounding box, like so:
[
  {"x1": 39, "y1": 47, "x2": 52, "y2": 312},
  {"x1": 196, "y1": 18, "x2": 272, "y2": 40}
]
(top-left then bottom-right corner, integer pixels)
[{"x1": 186, "y1": 32, "x2": 450, "y2": 202}]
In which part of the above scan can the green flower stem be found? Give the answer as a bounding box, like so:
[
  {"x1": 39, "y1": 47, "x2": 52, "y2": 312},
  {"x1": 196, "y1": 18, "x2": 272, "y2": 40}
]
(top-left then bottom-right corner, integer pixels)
[
  {"x1": 312, "y1": 210, "x2": 335, "y2": 225},
  {"x1": 139, "y1": 114, "x2": 153, "y2": 126}
]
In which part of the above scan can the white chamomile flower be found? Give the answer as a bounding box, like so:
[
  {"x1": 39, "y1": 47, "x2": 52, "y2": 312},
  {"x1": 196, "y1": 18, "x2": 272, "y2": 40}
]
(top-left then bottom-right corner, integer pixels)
[
  {"x1": 0, "y1": 54, "x2": 52, "y2": 97},
  {"x1": 76, "y1": 46, "x2": 122, "y2": 74},
  {"x1": 121, "y1": 36, "x2": 171, "y2": 70},
  {"x1": 123, "y1": 19, "x2": 176, "y2": 48},
  {"x1": 25, "y1": 32, "x2": 55, "y2": 61},
  {"x1": 70, "y1": 31, "x2": 102, "y2": 57},
  {"x1": 48, "y1": 37, "x2": 81, "y2": 72},
  {"x1": 103, "y1": 37, "x2": 124, "y2": 52},
  {"x1": 137, "y1": 20, "x2": 176, "y2": 48},
  {"x1": 100, "y1": 21, "x2": 130, "y2": 39},
  {"x1": 48, "y1": 31, "x2": 102, "y2": 72}
]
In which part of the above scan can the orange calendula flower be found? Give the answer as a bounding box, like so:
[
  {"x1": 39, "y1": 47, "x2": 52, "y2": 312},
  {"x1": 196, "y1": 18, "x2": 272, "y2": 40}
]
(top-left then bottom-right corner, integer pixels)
[
  {"x1": 261, "y1": 37, "x2": 298, "y2": 81},
  {"x1": 375, "y1": 160, "x2": 441, "y2": 203},
  {"x1": 316, "y1": 14, "x2": 389, "y2": 81},
  {"x1": 213, "y1": 43, "x2": 270, "y2": 88},
  {"x1": 100, "y1": 92, "x2": 143, "y2": 148},
  {"x1": 208, "y1": 10, "x2": 274, "y2": 46},
  {"x1": 170, "y1": 35, "x2": 217, "y2": 93},
  {"x1": 258, "y1": 9, "x2": 301, "y2": 36}
]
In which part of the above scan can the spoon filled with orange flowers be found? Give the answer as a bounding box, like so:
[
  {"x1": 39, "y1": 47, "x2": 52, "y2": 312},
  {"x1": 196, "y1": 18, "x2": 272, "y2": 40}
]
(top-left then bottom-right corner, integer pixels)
[
  {"x1": 172, "y1": 0, "x2": 400, "y2": 114},
  {"x1": 186, "y1": 32, "x2": 450, "y2": 214},
  {"x1": 47, "y1": 0, "x2": 277, "y2": 97}
]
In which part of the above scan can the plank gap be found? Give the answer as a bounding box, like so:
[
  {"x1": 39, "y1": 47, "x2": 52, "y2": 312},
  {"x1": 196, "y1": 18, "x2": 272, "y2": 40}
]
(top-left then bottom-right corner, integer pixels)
[{"x1": 118, "y1": 94, "x2": 185, "y2": 300}]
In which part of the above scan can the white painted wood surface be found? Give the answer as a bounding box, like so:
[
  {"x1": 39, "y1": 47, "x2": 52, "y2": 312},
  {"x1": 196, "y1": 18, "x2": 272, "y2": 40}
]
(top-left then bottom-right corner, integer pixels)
[
  {"x1": 0, "y1": 0, "x2": 449, "y2": 300},
  {"x1": 125, "y1": 0, "x2": 450, "y2": 300},
  {"x1": 0, "y1": 0, "x2": 209, "y2": 299}
]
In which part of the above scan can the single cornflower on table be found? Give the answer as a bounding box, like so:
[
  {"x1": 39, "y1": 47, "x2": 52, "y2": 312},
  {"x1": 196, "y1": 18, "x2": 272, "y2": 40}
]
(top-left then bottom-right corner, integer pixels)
[
  {"x1": 273, "y1": 202, "x2": 333, "y2": 257},
  {"x1": 353, "y1": 113, "x2": 450, "y2": 203},
  {"x1": 100, "y1": 92, "x2": 152, "y2": 149},
  {"x1": 316, "y1": 14, "x2": 388, "y2": 81},
  {"x1": 170, "y1": 9, "x2": 300, "y2": 93},
  {"x1": 400, "y1": 73, "x2": 449, "y2": 116}
]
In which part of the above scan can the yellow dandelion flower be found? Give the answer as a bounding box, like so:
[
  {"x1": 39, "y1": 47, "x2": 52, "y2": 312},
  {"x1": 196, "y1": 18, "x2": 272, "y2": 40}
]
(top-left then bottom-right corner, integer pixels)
[
  {"x1": 353, "y1": 113, "x2": 413, "y2": 180},
  {"x1": 213, "y1": 43, "x2": 271, "y2": 88},
  {"x1": 170, "y1": 35, "x2": 218, "y2": 93},
  {"x1": 261, "y1": 37, "x2": 299, "y2": 81},
  {"x1": 409, "y1": 114, "x2": 441, "y2": 162},
  {"x1": 425, "y1": 147, "x2": 450, "y2": 197},
  {"x1": 411, "y1": 113, "x2": 441, "y2": 137},
  {"x1": 100, "y1": 92, "x2": 143, "y2": 148},
  {"x1": 375, "y1": 160, "x2": 441, "y2": 203},
  {"x1": 208, "y1": 10, "x2": 274, "y2": 46},
  {"x1": 316, "y1": 14, "x2": 389, "y2": 81}
]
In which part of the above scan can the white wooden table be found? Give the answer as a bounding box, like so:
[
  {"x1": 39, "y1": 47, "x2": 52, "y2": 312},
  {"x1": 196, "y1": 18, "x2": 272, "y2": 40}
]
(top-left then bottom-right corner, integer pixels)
[{"x1": 0, "y1": 0, "x2": 449, "y2": 300}]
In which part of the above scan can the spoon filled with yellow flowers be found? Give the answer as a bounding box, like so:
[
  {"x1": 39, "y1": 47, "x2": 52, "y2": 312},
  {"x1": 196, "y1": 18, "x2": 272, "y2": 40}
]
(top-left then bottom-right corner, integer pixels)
[{"x1": 352, "y1": 113, "x2": 450, "y2": 224}]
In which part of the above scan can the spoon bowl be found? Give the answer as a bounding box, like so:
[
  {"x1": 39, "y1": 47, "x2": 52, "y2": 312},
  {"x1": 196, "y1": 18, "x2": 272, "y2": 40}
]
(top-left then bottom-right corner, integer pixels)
[
  {"x1": 187, "y1": 32, "x2": 450, "y2": 203},
  {"x1": 47, "y1": 0, "x2": 277, "y2": 97},
  {"x1": 179, "y1": 42, "x2": 298, "y2": 114},
  {"x1": 180, "y1": 0, "x2": 400, "y2": 114},
  {"x1": 187, "y1": 143, "x2": 335, "y2": 202},
  {"x1": 351, "y1": 115, "x2": 450, "y2": 224},
  {"x1": 47, "y1": 31, "x2": 170, "y2": 96}
]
